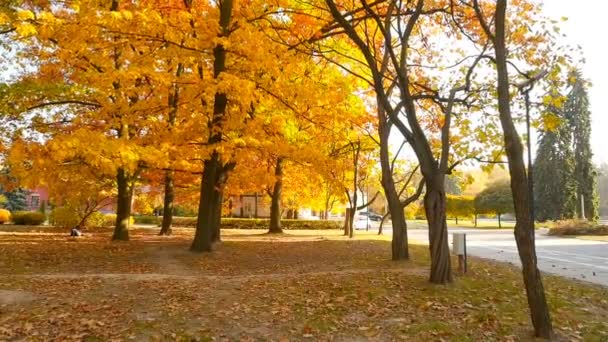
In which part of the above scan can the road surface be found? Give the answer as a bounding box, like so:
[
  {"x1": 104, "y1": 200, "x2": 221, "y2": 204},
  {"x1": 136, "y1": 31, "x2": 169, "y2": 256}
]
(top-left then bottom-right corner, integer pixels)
[{"x1": 378, "y1": 222, "x2": 608, "y2": 286}]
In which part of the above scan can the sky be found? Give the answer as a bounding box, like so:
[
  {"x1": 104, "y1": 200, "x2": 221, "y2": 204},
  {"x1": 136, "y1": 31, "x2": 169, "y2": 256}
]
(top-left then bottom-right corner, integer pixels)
[{"x1": 542, "y1": 1, "x2": 607, "y2": 164}]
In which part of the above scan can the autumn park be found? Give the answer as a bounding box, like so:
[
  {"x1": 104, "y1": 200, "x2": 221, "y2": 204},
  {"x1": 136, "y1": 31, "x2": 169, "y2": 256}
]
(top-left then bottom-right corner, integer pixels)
[{"x1": 1, "y1": 0, "x2": 608, "y2": 340}]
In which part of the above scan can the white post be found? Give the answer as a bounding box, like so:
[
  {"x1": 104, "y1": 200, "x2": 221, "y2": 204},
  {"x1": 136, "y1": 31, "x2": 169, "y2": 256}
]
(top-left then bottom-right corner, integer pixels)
[{"x1": 580, "y1": 194, "x2": 586, "y2": 220}]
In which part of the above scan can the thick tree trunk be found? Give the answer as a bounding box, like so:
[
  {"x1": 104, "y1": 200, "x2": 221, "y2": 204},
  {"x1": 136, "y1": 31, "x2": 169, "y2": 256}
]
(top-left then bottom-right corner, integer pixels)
[
  {"x1": 491, "y1": 0, "x2": 553, "y2": 337},
  {"x1": 423, "y1": 174, "x2": 452, "y2": 284},
  {"x1": 191, "y1": 154, "x2": 220, "y2": 252},
  {"x1": 159, "y1": 170, "x2": 174, "y2": 236},
  {"x1": 348, "y1": 207, "x2": 355, "y2": 238},
  {"x1": 112, "y1": 168, "x2": 131, "y2": 241},
  {"x1": 343, "y1": 208, "x2": 352, "y2": 236},
  {"x1": 269, "y1": 157, "x2": 284, "y2": 234},
  {"x1": 191, "y1": 0, "x2": 233, "y2": 253}
]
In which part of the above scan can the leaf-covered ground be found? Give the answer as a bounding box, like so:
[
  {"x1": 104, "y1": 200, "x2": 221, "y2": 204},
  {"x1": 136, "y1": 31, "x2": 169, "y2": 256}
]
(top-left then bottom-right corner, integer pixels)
[{"x1": 0, "y1": 226, "x2": 607, "y2": 341}]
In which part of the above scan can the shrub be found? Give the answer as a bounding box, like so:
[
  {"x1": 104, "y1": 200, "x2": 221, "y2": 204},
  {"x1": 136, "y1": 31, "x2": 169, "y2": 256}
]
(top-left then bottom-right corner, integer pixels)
[
  {"x1": 547, "y1": 219, "x2": 608, "y2": 236},
  {"x1": 11, "y1": 211, "x2": 46, "y2": 225},
  {"x1": 50, "y1": 207, "x2": 108, "y2": 228},
  {"x1": 0, "y1": 209, "x2": 10, "y2": 224},
  {"x1": 102, "y1": 214, "x2": 135, "y2": 227},
  {"x1": 86, "y1": 211, "x2": 106, "y2": 227},
  {"x1": 133, "y1": 215, "x2": 159, "y2": 224},
  {"x1": 168, "y1": 217, "x2": 342, "y2": 230},
  {"x1": 49, "y1": 207, "x2": 79, "y2": 228}
]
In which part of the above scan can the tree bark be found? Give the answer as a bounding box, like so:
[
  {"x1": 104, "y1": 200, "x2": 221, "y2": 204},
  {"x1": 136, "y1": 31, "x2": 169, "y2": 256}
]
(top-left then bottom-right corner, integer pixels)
[
  {"x1": 191, "y1": 154, "x2": 220, "y2": 252},
  {"x1": 484, "y1": 0, "x2": 553, "y2": 337},
  {"x1": 269, "y1": 157, "x2": 284, "y2": 233},
  {"x1": 424, "y1": 173, "x2": 452, "y2": 283},
  {"x1": 343, "y1": 208, "x2": 352, "y2": 236},
  {"x1": 498, "y1": 213, "x2": 502, "y2": 228},
  {"x1": 112, "y1": 167, "x2": 131, "y2": 241},
  {"x1": 159, "y1": 170, "x2": 174, "y2": 236},
  {"x1": 212, "y1": 191, "x2": 222, "y2": 243},
  {"x1": 191, "y1": 0, "x2": 233, "y2": 253},
  {"x1": 378, "y1": 112, "x2": 408, "y2": 259}
]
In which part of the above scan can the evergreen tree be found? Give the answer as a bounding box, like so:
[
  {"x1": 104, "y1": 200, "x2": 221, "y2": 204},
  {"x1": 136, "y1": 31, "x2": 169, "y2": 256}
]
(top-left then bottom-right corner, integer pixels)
[
  {"x1": 565, "y1": 72, "x2": 599, "y2": 220},
  {"x1": 0, "y1": 188, "x2": 28, "y2": 211},
  {"x1": 533, "y1": 125, "x2": 577, "y2": 221}
]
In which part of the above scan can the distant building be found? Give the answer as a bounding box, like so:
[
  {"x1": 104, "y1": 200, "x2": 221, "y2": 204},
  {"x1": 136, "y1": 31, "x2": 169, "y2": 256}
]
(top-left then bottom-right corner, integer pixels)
[
  {"x1": 25, "y1": 187, "x2": 49, "y2": 211},
  {"x1": 229, "y1": 193, "x2": 322, "y2": 220}
]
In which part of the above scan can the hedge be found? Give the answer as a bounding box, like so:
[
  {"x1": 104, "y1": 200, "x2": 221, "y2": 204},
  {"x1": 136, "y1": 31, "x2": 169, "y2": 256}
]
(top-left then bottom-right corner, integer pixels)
[
  {"x1": 101, "y1": 214, "x2": 135, "y2": 227},
  {"x1": 133, "y1": 215, "x2": 159, "y2": 224},
  {"x1": 547, "y1": 220, "x2": 608, "y2": 236},
  {"x1": 166, "y1": 216, "x2": 342, "y2": 230},
  {"x1": 11, "y1": 211, "x2": 46, "y2": 225}
]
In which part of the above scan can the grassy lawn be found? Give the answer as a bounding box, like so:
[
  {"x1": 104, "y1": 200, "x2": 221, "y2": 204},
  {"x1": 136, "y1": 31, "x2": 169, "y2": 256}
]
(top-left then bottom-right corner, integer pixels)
[{"x1": 0, "y1": 226, "x2": 606, "y2": 340}]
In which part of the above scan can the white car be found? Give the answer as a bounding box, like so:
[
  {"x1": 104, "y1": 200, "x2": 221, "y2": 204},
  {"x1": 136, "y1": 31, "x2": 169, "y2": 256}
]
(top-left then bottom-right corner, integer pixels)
[{"x1": 353, "y1": 215, "x2": 371, "y2": 230}]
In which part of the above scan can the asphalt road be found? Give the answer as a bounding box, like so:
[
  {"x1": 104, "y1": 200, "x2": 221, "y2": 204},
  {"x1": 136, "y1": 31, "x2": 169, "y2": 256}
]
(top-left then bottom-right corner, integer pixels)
[{"x1": 380, "y1": 222, "x2": 608, "y2": 286}]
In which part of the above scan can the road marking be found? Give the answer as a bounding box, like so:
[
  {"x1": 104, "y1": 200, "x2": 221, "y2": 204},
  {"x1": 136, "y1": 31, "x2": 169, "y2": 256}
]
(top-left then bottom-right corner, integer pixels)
[{"x1": 474, "y1": 245, "x2": 608, "y2": 271}]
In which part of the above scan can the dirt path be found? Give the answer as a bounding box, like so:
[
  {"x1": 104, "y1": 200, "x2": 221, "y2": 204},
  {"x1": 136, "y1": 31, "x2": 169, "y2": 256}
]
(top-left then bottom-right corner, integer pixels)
[{"x1": 5, "y1": 267, "x2": 427, "y2": 282}]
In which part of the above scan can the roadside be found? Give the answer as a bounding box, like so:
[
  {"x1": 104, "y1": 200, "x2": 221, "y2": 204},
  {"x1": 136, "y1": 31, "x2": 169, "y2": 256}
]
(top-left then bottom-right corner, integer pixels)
[{"x1": 401, "y1": 226, "x2": 608, "y2": 287}]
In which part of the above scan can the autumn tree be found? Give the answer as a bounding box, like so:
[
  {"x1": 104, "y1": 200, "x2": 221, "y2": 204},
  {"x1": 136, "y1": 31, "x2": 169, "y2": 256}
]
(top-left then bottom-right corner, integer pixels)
[
  {"x1": 474, "y1": 180, "x2": 512, "y2": 228},
  {"x1": 278, "y1": 0, "x2": 500, "y2": 283},
  {"x1": 470, "y1": 0, "x2": 555, "y2": 336},
  {"x1": 446, "y1": 195, "x2": 474, "y2": 225}
]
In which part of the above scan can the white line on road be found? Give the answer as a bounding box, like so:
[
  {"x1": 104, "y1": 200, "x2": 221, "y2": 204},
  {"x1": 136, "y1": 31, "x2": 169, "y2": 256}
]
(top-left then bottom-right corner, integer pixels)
[{"x1": 476, "y1": 245, "x2": 608, "y2": 271}]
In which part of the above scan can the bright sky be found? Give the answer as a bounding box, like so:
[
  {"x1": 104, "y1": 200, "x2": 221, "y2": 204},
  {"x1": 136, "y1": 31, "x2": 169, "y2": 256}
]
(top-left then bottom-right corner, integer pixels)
[{"x1": 542, "y1": 1, "x2": 607, "y2": 164}]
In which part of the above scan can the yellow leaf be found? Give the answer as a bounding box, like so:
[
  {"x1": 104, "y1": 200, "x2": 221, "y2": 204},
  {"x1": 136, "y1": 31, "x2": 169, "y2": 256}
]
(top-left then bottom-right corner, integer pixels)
[
  {"x1": 0, "y1": 13, "x2": 9, "y2": 25},
  {"x1": 15, "y1": 22, "x2": 37, "y2": 37},
  {"x1": 16, "y1": 10, "x2": 35, "y2": 21}
]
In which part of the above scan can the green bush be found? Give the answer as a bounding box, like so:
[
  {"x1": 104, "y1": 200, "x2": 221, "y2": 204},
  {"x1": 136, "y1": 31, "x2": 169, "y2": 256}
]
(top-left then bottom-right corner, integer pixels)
[
  {"x1": 11, "y1": 211, "x2": 46, "y2": 225},
  {"x1": 547, "y1": 219, "x2": 608, "y2": 236},
  {"x1": 0, "y1": 209, "x2": 10, "y2": 224},
  {"x1": 102, "y1": 214, "x2": 135, "y2": 227},
  {"x1": 168, "y1": 216, "x2": 341, "y2": 230},
  {"x1": 133, "y1": 215, "x2": 159, "y2": 224}
]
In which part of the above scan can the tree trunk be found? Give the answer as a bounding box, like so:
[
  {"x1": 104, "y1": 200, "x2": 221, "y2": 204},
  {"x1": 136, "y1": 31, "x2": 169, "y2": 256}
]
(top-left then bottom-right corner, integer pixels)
[
  {"x1": 348, "y1": 207, "x2": 355, "y2": 238},
  {"x1": 112, "y1": 167, "x2": 131, "y2": 241},
  {"x1": 343, "y1": 208, "x2": 352, "y2": 236},
  {"x1": 212, "y1": 191, "x2": 222, "y2": 243},
  {"x1": 191, "y1": 0, "x2": 234, "y2": 253},
  {"x1": 423, "y1": 173, "x2": 452, "y2": 284},
  {"x1": 269, "y1": 157, "x2": 284, "y2": 234},
  {"x1": 192, "y1": 154, "x2": 223, "y2": 252},
  {"x1": 159, "y1": 170, "x2": 174, "y2": 236},
  {"x1": 491, "y1": 0, "x2": 553, "y2": 337},
  {"x1": 498, "y1": 213, "x2": 502, "y2": 228},
  {"x1": 455, "y1": 216, "x2": 458, "y2": 225},
  {"x1": 378, "y1": 111, "x2": 409, "y2": 259},
  {"x1": 475, "y1": 213, "x2": 478, "y2": 227}
]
